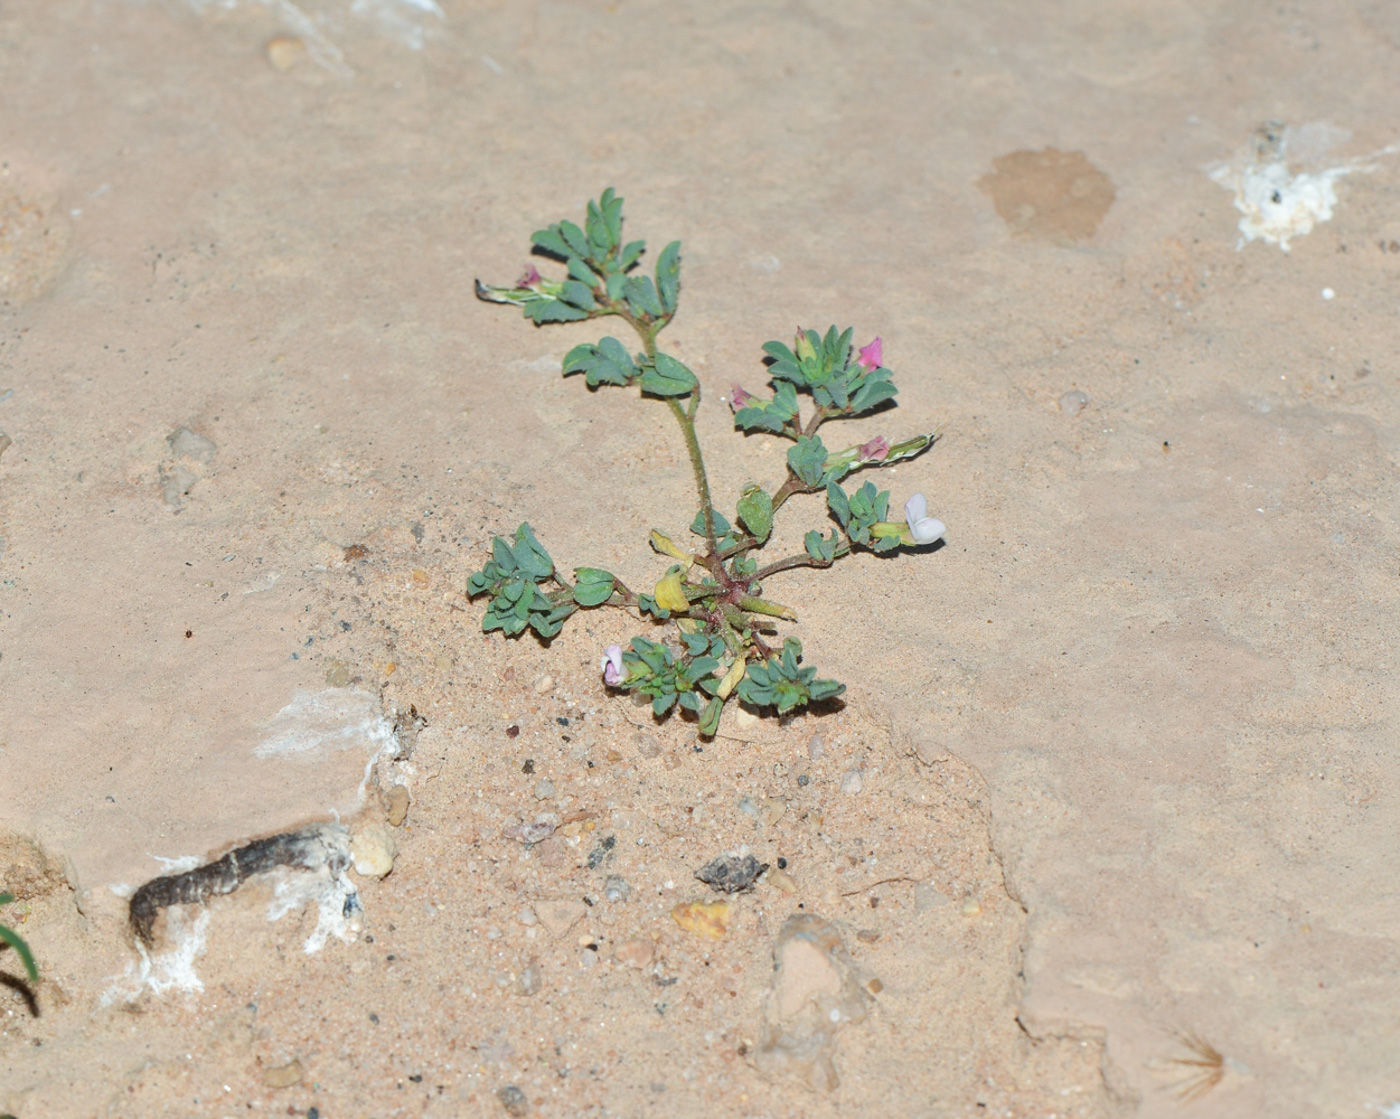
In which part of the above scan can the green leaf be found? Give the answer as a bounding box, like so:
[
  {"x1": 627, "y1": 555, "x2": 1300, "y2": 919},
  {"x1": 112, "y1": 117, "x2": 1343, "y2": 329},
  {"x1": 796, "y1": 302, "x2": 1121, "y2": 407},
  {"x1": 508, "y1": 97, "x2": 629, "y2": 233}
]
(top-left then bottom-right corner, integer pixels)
[
  {"x1": 640, "y1": 352, "x2": 698, "y2": 397},
  {"x1": 526, "y1": 299, "x2": 589, "y2": 324},
  {"x1": 572, "y1": 567, "x2": 616, "y2": 607},
  {"x1": 787, "y1": 434, "x2": 829, "y2": 488},
  {"x1": 624, "y1": 275, "x2": 664, "y2": 319},
  {"x1": 733, "y1": 407, "x2": 788, "y2": 435},
  {"x1": 690, "y1": 509, "x2": 732, "y2": 537},
  {"x1": 850, "y1": 377, "x2": 898, "y2": 415},
  {"x1": 736, "y1": 485, "x2": 773, "y2": 543},
  {"x1": 619, "y1": 240, "x2": 646, "y2": 271},
  {"x1": 567, "y1": 256, "x2": 602, "y2": 286},
  {"x1": 826, "y1": 481, "x2": 851, "y2": 528},
  {"x1": 656, "y1": 240, "x2": 681, "y2": 313},
  {"x1": 558, "y1": 280, "x2": 597, "y2": 311},
  {"x1": 600, "y1": 188, "x2": 623, "y2": 246},
  {"x1": 0, "y1": 922, "x2": 38, "y2": 982},
  {"x1": 530, "y1": 228, "x2": 571, "y2": 258},
  {"x1": 804, "y1": 529, "x2": 837, "y2": 563},
  {"x1": 638, "y1": 593, "x2": 670, "y2": 620},
  {"x1": 510, "y1": 524, "x2": 554, "y2": 581},
  {"x1": 558, "y1": 220, "x2": 589, "y2": 259},
  {"x1": 563, "y1": 337, "x2": 638, "y2": 387}
]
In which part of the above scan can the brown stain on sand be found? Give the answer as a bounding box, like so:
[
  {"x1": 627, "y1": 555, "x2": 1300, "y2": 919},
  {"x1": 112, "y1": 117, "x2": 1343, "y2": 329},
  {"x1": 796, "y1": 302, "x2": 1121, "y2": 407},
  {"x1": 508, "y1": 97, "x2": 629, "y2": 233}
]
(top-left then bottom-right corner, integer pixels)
[{"x1": 979, "y1": 148, "x2": 1115, "y2": 243}]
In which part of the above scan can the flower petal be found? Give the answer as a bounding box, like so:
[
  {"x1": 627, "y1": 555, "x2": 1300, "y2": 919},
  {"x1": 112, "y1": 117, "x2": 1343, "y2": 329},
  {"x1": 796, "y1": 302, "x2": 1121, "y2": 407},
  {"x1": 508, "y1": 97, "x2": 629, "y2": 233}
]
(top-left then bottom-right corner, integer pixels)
[{"x1": 904, "y1": 492, "x2": 929, "y2": 526}]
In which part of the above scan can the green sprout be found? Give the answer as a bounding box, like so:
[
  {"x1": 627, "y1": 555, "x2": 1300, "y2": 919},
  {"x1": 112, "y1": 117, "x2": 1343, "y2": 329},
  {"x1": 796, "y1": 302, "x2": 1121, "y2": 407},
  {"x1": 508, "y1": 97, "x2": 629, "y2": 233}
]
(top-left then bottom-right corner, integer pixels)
[
  {"x1": 474, "y1": 189, "x2": 946, "y2": 733},
  {"x1": 0, "y1": 892, "x2": 38, "y2": 982}
]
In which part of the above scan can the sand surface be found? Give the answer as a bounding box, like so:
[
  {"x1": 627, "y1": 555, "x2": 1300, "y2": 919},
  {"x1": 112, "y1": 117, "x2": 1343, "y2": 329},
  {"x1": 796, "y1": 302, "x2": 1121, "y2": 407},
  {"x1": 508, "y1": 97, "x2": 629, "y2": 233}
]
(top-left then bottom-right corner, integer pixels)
[{"x1": 3, "y1": 1, "x2": 1399, "y2": 1116}]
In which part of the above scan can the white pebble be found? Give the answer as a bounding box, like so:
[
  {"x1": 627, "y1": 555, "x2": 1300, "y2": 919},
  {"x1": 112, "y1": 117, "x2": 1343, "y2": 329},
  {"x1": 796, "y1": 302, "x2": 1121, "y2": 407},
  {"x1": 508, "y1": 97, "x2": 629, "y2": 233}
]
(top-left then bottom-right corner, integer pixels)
[
  {"x1": 840, "y1": 769, "x2": 864, "y2": 795},
  {"x1": 1058, "y1": 390, "x2": 1090, "y2": 415},
  {"x1": 1321, "y1": 287, "x2": 1335, "y2": 300}
]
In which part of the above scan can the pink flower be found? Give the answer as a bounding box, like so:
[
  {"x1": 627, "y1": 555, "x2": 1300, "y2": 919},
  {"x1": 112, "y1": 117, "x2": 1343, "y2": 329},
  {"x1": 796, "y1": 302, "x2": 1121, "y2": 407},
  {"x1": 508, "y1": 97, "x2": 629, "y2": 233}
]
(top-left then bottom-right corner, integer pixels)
[
  {"x1": 517, "y1": 265, "x2": 542, "y2": 288},
  {"x1": 601, "y1": 644, "x2": 624, "y2": 686},
  {"x1": 729, "y1": 384, "x2": 756, "y2": 412},
  {"x1": 856, "y1": 337, "x2": 883, "y2": 371},
  {"x1": 858, "y1": 435, "x2": 890, "y2": 462}
]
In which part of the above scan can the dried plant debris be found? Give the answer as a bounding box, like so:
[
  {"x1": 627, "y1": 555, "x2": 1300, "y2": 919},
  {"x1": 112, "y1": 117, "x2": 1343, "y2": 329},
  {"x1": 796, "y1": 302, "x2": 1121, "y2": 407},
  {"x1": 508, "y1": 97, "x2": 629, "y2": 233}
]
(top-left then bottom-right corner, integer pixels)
[
  {"x1": 1152, "y1": 1028, "x2": 1228, "y2": 1103},
  {"x1": 695, "y1": 850, "x2": 769, "y2": 893},
  {"x1": 129, "y1": 825, "x2": 351, "y2": 946}
]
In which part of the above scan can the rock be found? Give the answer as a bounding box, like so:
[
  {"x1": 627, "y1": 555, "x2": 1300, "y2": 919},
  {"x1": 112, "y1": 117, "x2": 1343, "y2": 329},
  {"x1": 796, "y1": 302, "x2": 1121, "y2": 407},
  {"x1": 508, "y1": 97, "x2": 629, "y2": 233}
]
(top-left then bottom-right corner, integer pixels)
[
  {"x1": 503, "y1": 821, "x2": 555, "y2": 845},
  {"x1": 386, "y1": 784, "x2": 410, "y2": 827},
  {"x1": 532, "y1": 674, "x2": 554, "y2": 695},
  {"x1": 807, "y1": 733, "x2": 825, "y2": 760},
  {"x1": 753, "y1": 913, "x2": 875, "y2": 1091},
  {"x1": 497, "y1": 1084, "x2": 529, "y2": 1117},
  {"x1": 671, "y1": 899, "x2": 731, "y2": 939},
  {"x1": 914, "y1": 882, "x2": 950, "y2": 912},
  {"x1": 633, "y1": 733, "x2": 663, "y2": 759},
  {"x1": 602, "y1": 875, "x2": 631, "y2": 903},
  {"x1": 613, "y1": 937, "x2": 654, "y2": 968},
  {"x1": 533, "y1": 779, "x2": 556, "y2": 801},
  {"x1": 840, "y1": 768, "x2": 864, "y2": 795},
  {"x1": 261, "y1": 1059, "x2": 304, "y2": 1088},
  {"x1": 515, "y1": 961, "x2": 542, "y2": 996},
  {"x1": 533, "y1": 898, "x2": 586, "y2": 938},
  {"x1": 167, "y1": 427, "x2": 218, "y2": 463},
  {"x1": 766, "y1": 868, "x2": 799, "y2": 895},
  {"x1": 265, "y1": 35, "x2": 306, "y2": 71},
  {"x1": 1059, "y1": 389, "x2": 1090, "y2": 415},
  {"x1": 961, "y1": 897, "x2": 982, "y2": 917},
  {"x1": 695, "y1": 851, "x2": 768, "y2": 894},
  {"x1": 760, "y1": 797, "x2": 787, "y2": 827},
  {"x1": 350, "y1": 821, "x2": 396, "y2": 878}
]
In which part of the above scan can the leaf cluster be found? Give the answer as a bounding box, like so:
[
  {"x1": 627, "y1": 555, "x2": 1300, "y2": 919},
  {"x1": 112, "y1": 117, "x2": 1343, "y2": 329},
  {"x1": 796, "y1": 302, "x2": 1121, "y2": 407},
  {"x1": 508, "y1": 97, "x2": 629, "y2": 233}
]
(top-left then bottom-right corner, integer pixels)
[
  {"x1": 616, "y1": 634, "x2": 726, "y2": 730},
  {"x1": 826, "y1": 479, "x2": 901, "y2": 553},
  {"x1": 466, "y1": 524, "x2": 619, "y2": 638},
  {"x1": 735, "y1": 639, "x2": 845, "y2": 714}
]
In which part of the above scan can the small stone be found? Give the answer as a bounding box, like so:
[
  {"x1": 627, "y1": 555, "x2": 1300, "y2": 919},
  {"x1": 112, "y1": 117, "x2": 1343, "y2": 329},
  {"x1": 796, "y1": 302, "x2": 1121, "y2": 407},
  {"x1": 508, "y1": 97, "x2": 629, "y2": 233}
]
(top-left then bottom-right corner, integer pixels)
[
  {"x1": 497, "y1": 1084, "x2": 529, "y2": 1117},
  {"x1": 961, "y1": 897, "x2": 982, "y2": 917},
  {"x1": 696, "y1": 852, "x2": 768, "y2": 893},
  {"x1": 672, "y1": 899, "x2": 731, "y2": 939},
  {"x1": 634, "y1": 733, "x2": 663, "y2": 759},
  {"x1": 1058, "y1": 389, "x2": 1090, "y2": 415},
  {"x1": 533, "y1": 898, "x2": 586, "y2": 938},
  {"x1": 517, "y1": 907, "x2": 538, "y2": 926},
  {"x1": 386, "y1": 784, "x2": 410, "y2": 827},
  {"x1": 534, "y1": 779, "x2": 557, "y2": 801},
  {"x1": 734, "y1": 706, "x2": 760, "y2": 729},
  {"x1": 736, "y1": 796, "x2": 760, "y2": 819},
  {"x1": 614, "y1": 937, "x2": 654, "y2": 968},
  {"x1": 167, "y1": 426, "x2": 218, "y2": 463},
  {"x1": 855, "y1": 928, "x2": 881, "y2": 944},
  {"x1": 603, "y1": 875, "x2": 631, "y2": 903},
  {"x1": 266, "y1": 35, "x2": 306, "y2": 71},
  {"x1": 807, "y1": 733, "x2": 825, "y2": 760},
  {"x1": 840, "y1": 769, "x2": 864, "y2": 795},
  {"x1": 914, "y1": 883, "x2": 949, "y2": 912},
  {"x1": 767, "y1": 868, "x2": 799, "y2": 894},
  {"x1": 760, "y1": 797, "x2": 787, "y2": 827},
  {"x1": 515, "y1": 961, "x2": 542, "y2": 996},
  {"x1": 532, "y1": 674, "x2": 555, "y2": 695},
  {"x1": 773, "y1": 762, "x2": 789, "y2": 777},
  {"x1": 350, "y1": 821, "x2": 396, "y2": 878},
  {"x1": 503, "y1": 821, "x2": 555, "y2": 844},
  {"x1": 323, "y1": 660, "x2": 351, "y2": 688},
  {"x1": 261, "y1": 1059, "x2": 303, "y2": 1088}
]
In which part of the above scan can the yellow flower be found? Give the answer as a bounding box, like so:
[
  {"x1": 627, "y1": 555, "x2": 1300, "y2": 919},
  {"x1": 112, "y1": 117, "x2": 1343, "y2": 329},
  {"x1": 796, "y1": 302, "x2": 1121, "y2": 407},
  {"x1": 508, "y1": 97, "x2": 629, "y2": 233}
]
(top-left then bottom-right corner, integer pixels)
[{"x1": 653, "y1": 565, "x2": 691, "y2": 613}]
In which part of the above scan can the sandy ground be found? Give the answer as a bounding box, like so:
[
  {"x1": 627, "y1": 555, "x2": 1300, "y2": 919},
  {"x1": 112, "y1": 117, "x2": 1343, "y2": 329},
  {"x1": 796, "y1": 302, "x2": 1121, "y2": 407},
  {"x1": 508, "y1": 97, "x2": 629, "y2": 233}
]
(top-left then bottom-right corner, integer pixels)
[{"x1": 3, "y1": 1, "x2": 1400, "y2": 1116}]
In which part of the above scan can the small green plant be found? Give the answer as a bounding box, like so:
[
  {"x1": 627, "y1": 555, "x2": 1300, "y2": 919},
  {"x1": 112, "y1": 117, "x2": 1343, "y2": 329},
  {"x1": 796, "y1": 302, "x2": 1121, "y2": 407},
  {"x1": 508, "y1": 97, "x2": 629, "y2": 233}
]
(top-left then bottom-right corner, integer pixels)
[
  {"x1": 0, "y1": 892, "x2": 38, "y2": 982},
  {"x1": 474, "y1": 189, "x2": 945, "y2": 735}
]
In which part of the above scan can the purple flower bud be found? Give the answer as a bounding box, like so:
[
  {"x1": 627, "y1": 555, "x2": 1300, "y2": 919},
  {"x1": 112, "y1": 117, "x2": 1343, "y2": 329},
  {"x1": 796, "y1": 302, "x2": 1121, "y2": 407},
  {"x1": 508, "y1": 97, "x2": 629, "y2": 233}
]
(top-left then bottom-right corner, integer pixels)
[
  {"x1": 858, "y1": 435, "x2": 890, "y2": 462},
  {"x1": 517, "y1": 265, "x2": 542, "y2": 288},
  {"x1": 856, "y1": 337, "x2": 883, "y2": 371},
  {"x1": 601, "y1": 644, "x2": 624, "y2": 686},
  {"x1": 729, "y1": 384, "x2": 756, "y2": 412}
]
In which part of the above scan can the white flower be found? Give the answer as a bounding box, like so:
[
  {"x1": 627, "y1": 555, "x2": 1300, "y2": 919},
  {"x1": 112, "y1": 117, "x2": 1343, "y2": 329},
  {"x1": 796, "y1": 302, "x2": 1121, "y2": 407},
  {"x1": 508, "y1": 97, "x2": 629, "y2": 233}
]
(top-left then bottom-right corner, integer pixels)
[
  {"x1": 601, "y1": 644, "x2": 624, "y2": 686},
  {"x1": 903, "y1": 493, "x2": 946, "y2": 545}
]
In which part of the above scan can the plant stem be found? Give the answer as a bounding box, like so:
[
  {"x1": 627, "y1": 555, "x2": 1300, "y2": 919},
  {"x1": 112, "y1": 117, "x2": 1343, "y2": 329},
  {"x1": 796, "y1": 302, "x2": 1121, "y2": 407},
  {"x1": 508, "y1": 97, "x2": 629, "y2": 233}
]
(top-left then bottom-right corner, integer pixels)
[{"x1": 754, "y1": 541, "x2": 851, "y2": 582}]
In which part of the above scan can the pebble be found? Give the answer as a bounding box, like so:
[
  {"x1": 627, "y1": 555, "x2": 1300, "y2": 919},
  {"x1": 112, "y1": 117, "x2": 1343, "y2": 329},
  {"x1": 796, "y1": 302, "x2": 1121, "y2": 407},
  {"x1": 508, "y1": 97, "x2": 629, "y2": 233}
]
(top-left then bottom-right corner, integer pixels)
[
  {"x1": 533, "y1": 897, "x2": 586, "y2": 938},
  {"x1": 736, "y1": 796, "x2": 760, "y2": 819},
  {"x1": 517, "y1": 907, "x2": 538, "y2": 926},
  {"x1": 961, "y1": 897, "x2": 982, "y2": 917},
  {"x1": 696, "y1": 852, "x2": 768, "y2": 893},
  {"x1": 261, "y1": 1059, "x2": 303, "y2": 1088},
  {"x1": 265, "y1": 35, "x2": 306, "y2": 71},
  {"x1": 532, "y1": 674, "x2": 555, "y2": 695},
  {"x1": 760, "y1": 797, "x2": 787, "y2": 827},
  {"x1": 807, "y1": 733, "x2": 825, "y2": 760},
  {"x1": 350, "y1": 821, "x2": 396, "y2": 878},
  {"x1": 766, "y1": 868, "x2": 799, "y2": 894},
  {"x1": 773, "y1": 762, "x2": 789, "y2": 777},
  {"x1": 386, "y1": 784, "x2": 410, "y2": 827},
  {"x1": 497, "y1": 1084, "x2": 529, "y2": 1117},
  {"x1": 166, "y1": 426, "x2": 218, "y2": 464},
  {"x1": 633, "y1": 733, "x2": 663, "y2": 759},
  {"x1": 503, "y1": 821, "x2": 555, "y2": 844},
  {"x1": 671, "y1": 899, "x2": 731, "y2": 939},
  {"x1": 914, "y1": 883, "x2": 950, "y2": 912},
  {"x1": 840, "y1": 768, "x2": 864, "y2": 795},
  {"x1": 613, "y1": 937, "x2": 654, "y2": 968},
  {"x1": 733, "y1": 706, "x2": 760, "y2": 729},
  {"x1": 515, "y1": 961, "x2": 542, "y2": 996},
  {"x1": 1058, "y1": 389, "x2": 1090, "y2": 415},
  {"x1": 603, "y1": 875, "x2": 631, "y2": 903},
  {"x1": 323, "y1": 660, "x2": 351, "y2": 688},
  {"x1": 533, "y1": 779, "x2": 557, "y2": 801}
]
